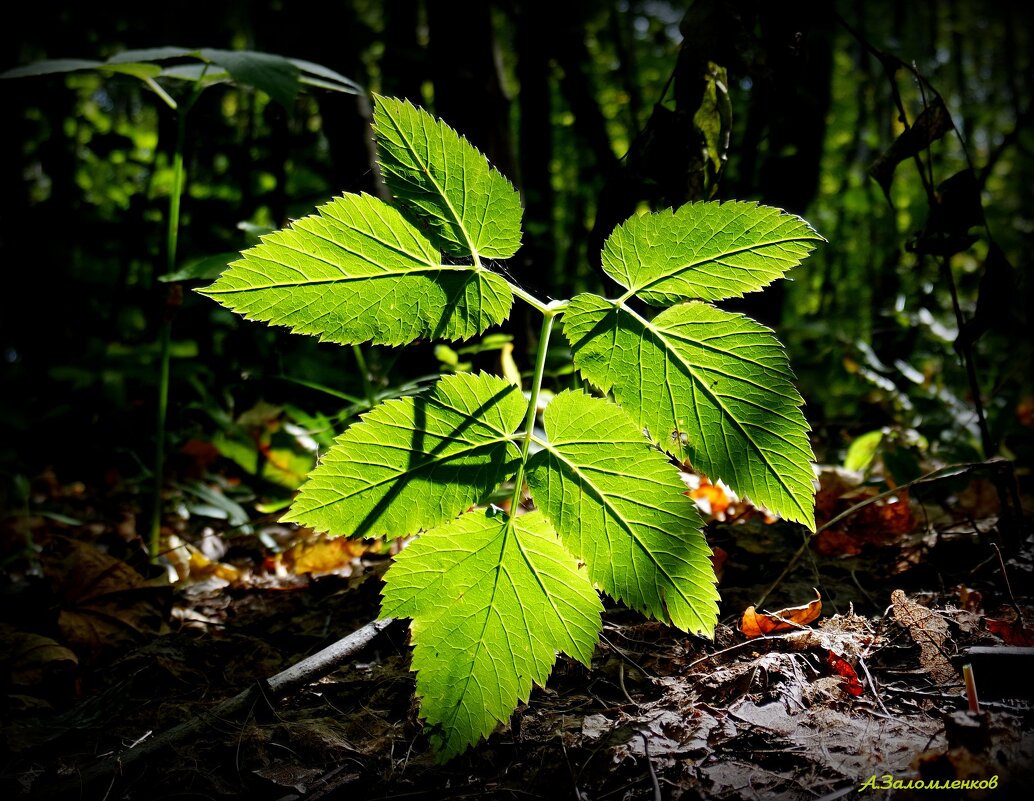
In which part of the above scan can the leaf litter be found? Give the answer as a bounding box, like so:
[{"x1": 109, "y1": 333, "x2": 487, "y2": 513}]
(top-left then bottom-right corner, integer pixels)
[{"x1": 2, "y1": 459, "x2": 1033, "y2": 799}]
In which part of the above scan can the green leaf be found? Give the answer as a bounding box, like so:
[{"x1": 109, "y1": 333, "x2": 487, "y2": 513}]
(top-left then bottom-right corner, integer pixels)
[
  {"x1": 198, "y1": 192, "x2": 513, "y2": 345},
  {"x1": 287, "y1": 373, "x2": 524, "y2": 539},
  {"x1": 199, "y1": 48, "x2": 301, "y2": 108},
  {"x1": 288, "y1": 57, "x2": 363, "y2": 95},
  {"x1": 563, "y1": 296, "x2": 815, "y2": 529},
  {"x1": 372, "y1": 95, "x2": 523, "y2": 260},
  {"x1": 603, "y1": 201, "x2": 824, "y2": 305},
  {"x1": 1, "y1": 59, "x2": 102, "y2": 79},
  {"x1": 159, "y1": 251, "x2": 241, "y2": 282},
  {"x1": 844, "y1": 429, "x2": 884, "y2": 473},
  {"x1": 105, "y1": 47, "x2": 197, "y2": 64},
  {"x1": 381, "y1": 509, "x2": 602, "y2": 760},
  {"x1": 526, "y1": 391, "x2": 718, "y2": 634}
]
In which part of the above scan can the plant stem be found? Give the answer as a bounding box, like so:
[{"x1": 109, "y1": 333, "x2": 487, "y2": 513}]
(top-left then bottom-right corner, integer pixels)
[
  {"x1": 509, "y1": 283, "x2": 560, "y2": 315},
  {"x1": 149, "y1": 105, "x2": 190, "y2": 561},
  {"x1": 507, "y1": 308, "x2": 558, "y2": 513},
  {"x1": 352, "y1": 344, "x2": 376, "y2": 407}
]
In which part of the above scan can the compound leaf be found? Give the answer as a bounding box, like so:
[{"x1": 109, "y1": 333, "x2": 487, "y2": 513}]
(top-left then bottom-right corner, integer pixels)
[
  {"x1": 287, "y1": 373, "x2": 525, "y2": 539},
  {"x1": 199, "y1": 192, "x2": 513, "y2": 345},
  {"x1": 381, "y1": 509, "x2": 602, "y2": 761},
  {"x1": 604, "y1": 201, "x2": 824, "y2": 305},
  {"x1": 526, "y1": 391, "x2": 718, "y2": 634},
  {"x1": 372, "y1": 95, "x2": 523, "y2": 260},
  {"x1": 563, "y1": 296, "x2": 815, "y2": 529}
]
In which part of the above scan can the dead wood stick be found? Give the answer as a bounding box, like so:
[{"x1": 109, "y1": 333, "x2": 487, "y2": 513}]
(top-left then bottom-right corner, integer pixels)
[{"x1": 39, "y1": 616, "x2": 398, "y2": 800}]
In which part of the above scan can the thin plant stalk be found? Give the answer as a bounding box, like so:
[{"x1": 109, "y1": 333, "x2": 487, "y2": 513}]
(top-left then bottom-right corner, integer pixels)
[
  {"x1": 149, "y1": 92, "x2": 197, "y2": 560},
  {"x1": 507, "y1": 307, "x2": 559, "y2": 512}
]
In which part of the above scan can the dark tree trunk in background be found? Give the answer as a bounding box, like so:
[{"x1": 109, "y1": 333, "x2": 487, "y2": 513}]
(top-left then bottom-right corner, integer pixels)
[
  {"x1": 515, "y1": 1, "x2": 556, "y2": 297},
  {"x1": 723, "y1": 5, "x2": 834, "y2": 328},
  {"x1": 382, "y1": 0, "x2": 426, "y2": 105},
  {"x1": 427, "y1": 0, "x2": 514, "y2": 180},
  {"x1": 426, "y1": 1, "x2": 526, "y2": 362},
  {"x1": 264, "y1": 0, "x2": 379, "y2": 198}
]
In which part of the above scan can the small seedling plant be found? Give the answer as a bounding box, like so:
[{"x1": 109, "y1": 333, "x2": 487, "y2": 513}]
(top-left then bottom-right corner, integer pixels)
[{"x1": 202, "y1": 96, "x2": 823, "y2": 761}]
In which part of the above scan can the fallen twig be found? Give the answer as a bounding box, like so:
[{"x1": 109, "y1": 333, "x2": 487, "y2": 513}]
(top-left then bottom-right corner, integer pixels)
[{"x1": 38, "y1": 616, "x2": 399, "y2": 800}]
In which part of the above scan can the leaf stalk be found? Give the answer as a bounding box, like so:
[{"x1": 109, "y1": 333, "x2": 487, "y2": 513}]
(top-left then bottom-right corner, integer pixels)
[{"x1": 507, "y1": 308, "x2": 559, "y2": 513}]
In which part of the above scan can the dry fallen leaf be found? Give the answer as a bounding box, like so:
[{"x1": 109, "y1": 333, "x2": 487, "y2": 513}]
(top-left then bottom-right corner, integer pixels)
[
  {"x1": 985, "y1": 615, "x2": 1034, "y2": 646},
  {"x1": 890, "y1": 589, "x2": 955, "y2": 684},
  {"x1": 275, "y1": 534, "x2": 378, "y2": 576},
  {"x1": 740, "y1": 590, "x2": 822, "y2": 638},
  {"x1": 826, "y1": 650, "x2": 864, "y2": 696}
]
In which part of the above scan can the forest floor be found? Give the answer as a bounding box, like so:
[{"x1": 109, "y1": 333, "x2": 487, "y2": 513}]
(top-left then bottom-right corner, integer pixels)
[{"x1": 2, "y1": 458, "x2": 1033, "y2": 800}]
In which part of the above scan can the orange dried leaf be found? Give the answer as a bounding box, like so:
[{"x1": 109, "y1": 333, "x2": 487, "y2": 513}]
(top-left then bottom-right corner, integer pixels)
[
  {"x1": 280, "y1": 535, "x2": 373, "y2": 576},
  {"x1": 740, "y1": 590, "x2": 822, "y2": 638},
  {"x1": 689, "y1": 479, "x2": 731, "y2": 517}
]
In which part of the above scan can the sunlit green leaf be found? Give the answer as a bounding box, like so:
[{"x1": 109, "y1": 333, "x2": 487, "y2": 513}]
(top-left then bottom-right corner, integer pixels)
[
  {"x1": 603, "y1": 201, "x2": 824, "y2": 305},
  {"x1": 526, "y1": 391, "x2": 718, "y2": 634},
  {"x1": 381, "y1": 509, "x2": 602, "y2": 760},
  {"x1": 287, "y1": 373, "x2": 524, "y2": 539},
  {"x1": 199, "y1": 192, "x2": 513, "y2": 345},
  {"x1": 564, "y1": 296, "x2": 815, "y2": 529},
  {"x1": 372, "y1": 95, "x2": 523, "y2": 260},
  {"x1": 844, "y1": 430, "x2": 884, "y2": 472}
]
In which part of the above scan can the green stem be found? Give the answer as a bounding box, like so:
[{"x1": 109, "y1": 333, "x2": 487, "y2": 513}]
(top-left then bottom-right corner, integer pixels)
[
  {"x1": 148, "y1": 105, "x2": 190, "y2": 561},
  {"x1": 507, "y1": 308, "x2": 559, "y2": 513},
  {"x1": 509, "y1": 283, "x2": 560, "y2": 315},
  {"x1": 352, "y1": 344, "x2": 376, "y2": 407}
]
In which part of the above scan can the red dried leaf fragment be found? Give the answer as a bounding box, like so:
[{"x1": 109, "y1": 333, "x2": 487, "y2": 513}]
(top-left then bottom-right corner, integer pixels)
[
  {"x1": 985, "y1": 616, "x2": 1034, "y2": 646},
  {"x1": 826, "y1": 650, "x2": 864, "y2": 696},
  {"x1": 740, "y1": 590, "x2": 822, "y2": 638}
]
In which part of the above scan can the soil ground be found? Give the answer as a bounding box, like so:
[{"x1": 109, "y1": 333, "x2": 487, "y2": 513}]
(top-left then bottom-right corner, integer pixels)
[{"x1": 2, "y1": 460, "x2": 1032, "y2": 800}]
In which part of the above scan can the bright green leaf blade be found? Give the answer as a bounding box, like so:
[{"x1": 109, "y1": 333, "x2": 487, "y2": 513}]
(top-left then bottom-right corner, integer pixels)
[
  {"x1": 844, "y1": 429, "x2": 884, "y2": 473},
  {"x1": 286, "y1": 373, "x2": 524, "y2": 539},
  {"x1": 199, "y1": 48, "x2": 300, "y2": 107},
  {"x1": 526, "y1": 391, "x2": 718, "y2": 634},
  {"x1": 372, "y1": 95, "x2": 523, "y2": 260},
  {"x1": 198, "y1": 192, "x2": 513, "y2": 345},
  {"x1": 381, "y1": 509, "x2": 602, "y2": 760},
  {"x1": 564, "y1": 295, "x2": 816, "y2": 529},
  {"x1": 603, "y1": 201, "x2": 824, "y2": 305}
]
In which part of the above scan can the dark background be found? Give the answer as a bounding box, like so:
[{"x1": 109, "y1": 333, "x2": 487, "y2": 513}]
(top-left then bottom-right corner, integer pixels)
[{"x1": 2, "y1": 0, "x2": 1032, "y2": 508}]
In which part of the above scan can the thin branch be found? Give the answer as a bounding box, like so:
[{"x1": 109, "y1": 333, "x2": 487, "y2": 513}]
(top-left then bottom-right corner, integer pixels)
[{"x1": 38, "y1": 617, "x2": 399, "y2": 799}]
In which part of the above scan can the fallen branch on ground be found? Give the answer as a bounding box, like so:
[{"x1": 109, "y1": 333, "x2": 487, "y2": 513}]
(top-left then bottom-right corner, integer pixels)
[{"x1": 38, "y1": 616, "x2": 398, "y2": 800}]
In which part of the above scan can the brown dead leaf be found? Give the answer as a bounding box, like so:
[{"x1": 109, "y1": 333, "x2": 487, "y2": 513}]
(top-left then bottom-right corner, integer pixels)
[
  {"x1": 740, "y1": 590, "x2": 822, "y2": 638},
  {"x1": 710, "y1": 546, "x2": 728, "y2": 582},
  {"x1": 890, "y1": 589, "x2": 955, "y2": 684},
  {"x1": 0, "y1": 625, "x2": 79, "y2": 696},
  {"x1": 41, "y1": 537, "x2": 170, "y2": 664},
  {"x1": 814, "y1": 469, "x2": 917, "y2": 556}
]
